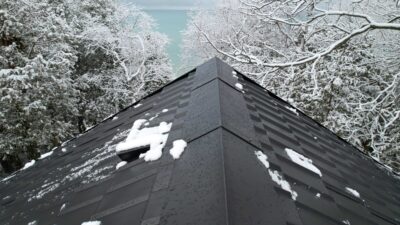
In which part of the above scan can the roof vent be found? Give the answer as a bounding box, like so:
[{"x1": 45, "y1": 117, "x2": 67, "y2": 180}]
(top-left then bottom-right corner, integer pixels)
[{"x1": 117, "y1": 146, "x2": 150, "y2": 163}]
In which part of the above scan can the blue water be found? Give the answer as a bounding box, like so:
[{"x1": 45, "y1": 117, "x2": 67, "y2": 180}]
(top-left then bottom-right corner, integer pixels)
[{"x1": 144, "y1": 10, "x2": 189, "y2": 72}]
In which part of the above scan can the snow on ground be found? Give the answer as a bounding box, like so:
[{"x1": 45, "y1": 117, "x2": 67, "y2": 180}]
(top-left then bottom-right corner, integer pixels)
[
  {"x1": 21, "y1": 160, "x2": 36, "y2": 170},
  {"x1": 116, "y1": 161, "x2": 127, "y2": 170},
  {"x1": 169, "y1": 140, "x2": 187, "y2": 159},
  {"x1": 285, "y1": 148, "x2": 322, "y2": 177},
  {"x1": 116, "y1": 119, "x2": 172, "y2": 162},
  {"x1": 255, "y1": 151, "x2": 298, "y2": 200},
  {"x1": 285, "y1": 106, "x2": 299, "y2": 116},
  {"x1": 235, "y1": 83, "x2": 243, "y2": 90},
  {"x1": 39, "y1": 151, "x2": 54, "y2": 160},
  {"x1": 345, "y1": 187, "x2": 360, "y2": 198},
  {"x1": 81, "y1": 221, "x2": 101, "y2": 225}
]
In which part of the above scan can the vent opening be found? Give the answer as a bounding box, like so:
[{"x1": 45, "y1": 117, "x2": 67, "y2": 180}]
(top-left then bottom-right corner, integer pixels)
[{"x1": 116, "y1": 146, "x2": 150, "y2": 163}]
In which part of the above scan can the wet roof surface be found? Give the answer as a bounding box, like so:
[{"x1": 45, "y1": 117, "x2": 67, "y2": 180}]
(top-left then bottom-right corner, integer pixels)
[{"x1": 1, "y1": 58, "x2": 400, "y2": 225}]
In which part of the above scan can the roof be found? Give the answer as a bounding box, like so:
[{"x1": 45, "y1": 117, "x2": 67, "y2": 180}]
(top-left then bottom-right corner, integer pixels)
[{"x1": 1, "y1": 57, "x2": 400, "y2": 225}]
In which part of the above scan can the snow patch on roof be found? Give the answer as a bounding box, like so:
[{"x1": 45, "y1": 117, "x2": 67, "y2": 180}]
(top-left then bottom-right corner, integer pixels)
[
  {"x1": 232, "y1": 70, "x2": 238, "y2": 79},
  {"x1": 116, "y1": 119, "x2": 172, "y2": 162},
  {"x1": 345, "y1": 187, "x2": 360, "y2": 198},
  {"x1": 255, "y1": 151, "x2": 269, "y2": 168},
  {"x1": 81, "y1": 221, "x2": 101, "y2": 225},
  {"x1": 285, "y1": 148, "x2": 322, "y2": 177},
  {"x1": 133, "y1": 103, "x2": 142, "y2": 108},
  {"x1": 22, "y1": 160, "x2": 36, "y2": 170},
  {"x1": 255, "y1": 151, "x2": 298, "y2": 200},
  {"x1": 162, "y1": 108, "x2": 169, "y2": 113},
  {"x1": 27, "y1": 221, "x2": 38, "y2": 225},
  {"x1": 116, "y1": 161, "x2": 127, "y2": 170},
  {"x1": 269, "y1": 169, "x2": 298, "y2": 200},
  {"x1": 169, "y1": 140, "x2": 187, "y2": 159},
  {"x1": 342, "y1": 219, "x2": 351, "y2": 225},
  {"x1": 39, "y1": 151, "x2": 54, "y2": 160},
  {"x1": 1, "y1": 173, "x2": 16, "y2": 182},
  {"x1": 112, "y1": 116, "x2": 118, "y2": 121},
  {"x1": 285, "y1": 106, "x2": 299, "y2": 116},
  {"x1": 60, "y1": 203, "x2": 66, "y2": 212},
  {"x1": 235, "y1": 83, "x2": 243, "y2": 90},
  {"x1": 28, "y1": 182, "x2": 60, "y2": 201}
]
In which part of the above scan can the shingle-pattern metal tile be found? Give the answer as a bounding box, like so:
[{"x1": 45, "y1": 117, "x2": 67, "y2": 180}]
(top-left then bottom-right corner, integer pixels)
[{"x1": 0, "y1": 58, "x2": 399, "y2": 225}]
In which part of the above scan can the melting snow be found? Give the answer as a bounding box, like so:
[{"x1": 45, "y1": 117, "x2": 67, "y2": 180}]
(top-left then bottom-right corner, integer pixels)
[
  {"x1": 255, "y1": 151, "x2": 298, "y2": 200},
  {"x1": 116, "y1": 161, "x2": 127, "y2": 170},
  {"x1": 116, "y1": 119, "x2": 172, "y2": 162},
  {"x1": 81, "y1": 221, "x2": 101, "y2": 225},
  {"x1": 60, "y1": 203, "x2": 66, "y2": 212},
  {"x1": 232, "y1": 70, "x2": 238, "y2": 78},
  {"x1": 342, "y1": 220, "x2": 351, "y2": 225},
  {"x1": 1, "y1": 173, "x2": 16, "y2": 182},
  {"x1": 235, "y1": 83, "x2": 243, "y2": 90},
  {"x1": 133, "y1": 103, "x2": 142, "y2": 108},
  {"x1": 345, "y1": 187, "x2": 360, "y2": 198},
  {"x1": 39, "y1": 151, "x2": 54, "y2": 160},
  {"x1": 285, "y1": 148, "x2": 322, "y2": 177},
  {"x1": 162, "y1": 109, "x2": 169, "y2": 113},
  {"x1": 112, "y1": 116, "x2": 118, "y2": 121},
  {"x1": 22, "y1": 160, "x2": 36, "y2": 170},
  {"x1": 316, "y1": 193, "x2": 321, "y2": 198},
  {"x1": 169, "y1": 140, "x2": 187, "y2": 159},
  {"x1": 61, "y1": 148, "x2": 67, "y2": 152},
  {"x1": 285, "y1": 106, "x2": 299, "y2": 116},
  {"x1": 27, "y1": 221, "x2": 37, "y2": 225}
]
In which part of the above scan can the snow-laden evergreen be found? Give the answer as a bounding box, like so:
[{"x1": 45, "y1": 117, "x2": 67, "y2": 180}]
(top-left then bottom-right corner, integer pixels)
[
  {"x1": 0, "y1": 0, "x2": 172, "y2": 173},
  {"x1": 182, "y1": 0, "x2": 400, "y2": 172}
]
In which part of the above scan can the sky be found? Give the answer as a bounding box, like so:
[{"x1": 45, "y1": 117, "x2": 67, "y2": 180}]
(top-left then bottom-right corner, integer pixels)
[{"x1": 124, "y1": 0, "x2": 216, "y2": 10}]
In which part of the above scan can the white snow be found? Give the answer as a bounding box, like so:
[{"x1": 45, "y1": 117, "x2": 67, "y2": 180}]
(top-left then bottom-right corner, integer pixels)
[
  {"x1": 333, "y1": 77, "x2": 343, "y2": 86},
  {"x1": 255, "y1": 151, "x2": 298, "y2": 200},
  {"x1": 162, "y1": 109, "x2": 169, "y2": 113},
  {"x1": 60, "y1": 203, "x2": 66, "y2": 212},
  {"x1": 61, "y1": 148, "x2": 67, "y2": 152},
  {"x1": 116, "y1": 161, "x2": 127, "y2": 170},
  {"x1": 314, "y1": 136, "x2": 318, "y2": 140},
  {"x1": 345, "y1": 187, "x2": 360, "y2": 198},
  {"x1": 133, "y1": 103, "x2": 142, "y2": 108},
  {"x1": 39, "y1": 151, "x2": 54, "y2": 160},
  {"x1": 232, "y1": 71, "x2": 238, "y2": 78},
  {"x1": 342, "y1": 220, "x2": 351, "y2": 225},
  {"x1": 81, "y1": 221, "x2": 101, "y2": 225},
  {"x1": 235, "y1": 83, "x2": 243, "y2": 90},
  {"x1": 1, "y1": 173, "x2": 16, "y2": 182},
  {"x1": 269, "y1": 170, "x2": 298, "y2": 200},
  {"x1": 285, "y1": 106, "x2": 299, "y2": 116},
  {"x1": 27, "y1": 221, "x2": 37, "y2": 225},
  {"x1": 255, "y1": 151, "x2": 269, "y2": 168},
  {"x1": 21, "y1": 160, "x2": 36, "y2": 170},
  {"x1": 169, "y1": 140, "x2": 188, "y2": 159},
  {"x1": 316, "y1": 193, "x2": 321, "y2": 198},
  {"x1": 116, "y1": 119, "x2": 172, "y2": 162},
  {"x1": 112, "y1": 116, "x2": 118, "y2": 121},
  {"x1": 285, "y1": 148, "x2": 322, "y2": 177}
]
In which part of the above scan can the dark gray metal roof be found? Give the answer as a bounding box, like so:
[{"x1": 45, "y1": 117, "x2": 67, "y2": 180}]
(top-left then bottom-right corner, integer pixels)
[{"x1": 1, "y1": 58, "x2": 400, "y2": 225}]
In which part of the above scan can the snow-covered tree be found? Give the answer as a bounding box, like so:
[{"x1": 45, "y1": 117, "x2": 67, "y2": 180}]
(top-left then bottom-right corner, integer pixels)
[
  {"x1": 182, "y1": 0, "x2": 400, "y2": 171},
  {"x1": 0, "y1": 0, "x2": 172, "y2": 173}
]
